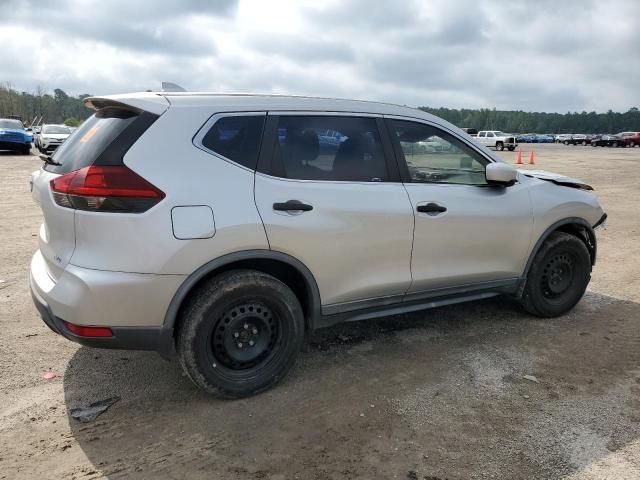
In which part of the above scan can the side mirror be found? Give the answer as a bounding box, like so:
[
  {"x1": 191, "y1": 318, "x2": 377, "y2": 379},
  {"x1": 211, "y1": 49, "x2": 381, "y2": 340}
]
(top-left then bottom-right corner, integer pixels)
[{"x1": 486, "y1": 162, "x2": 517, "y2": 187}]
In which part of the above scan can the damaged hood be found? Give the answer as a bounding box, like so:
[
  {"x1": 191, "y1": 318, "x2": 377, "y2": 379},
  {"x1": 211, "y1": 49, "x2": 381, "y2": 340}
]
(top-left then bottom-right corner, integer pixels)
[{"x1": 522, "y1": 170, "x2": 593, "y2": 191}]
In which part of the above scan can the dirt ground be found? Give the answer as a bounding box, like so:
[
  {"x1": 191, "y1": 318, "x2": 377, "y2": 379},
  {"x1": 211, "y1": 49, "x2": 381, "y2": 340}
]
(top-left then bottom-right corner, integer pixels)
[{"x1": 1, "y1": 143, "x2": 639, "y2": 480}]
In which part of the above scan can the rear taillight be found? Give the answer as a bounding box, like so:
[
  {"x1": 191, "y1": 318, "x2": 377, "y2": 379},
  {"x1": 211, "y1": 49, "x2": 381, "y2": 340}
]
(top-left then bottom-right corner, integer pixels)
[{"x1": 50, "y1": 165, "x2": 165, "y2": 213}]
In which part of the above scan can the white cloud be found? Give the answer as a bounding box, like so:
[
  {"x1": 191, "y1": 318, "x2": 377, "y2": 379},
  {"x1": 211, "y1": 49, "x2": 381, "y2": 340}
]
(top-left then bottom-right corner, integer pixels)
[{"x1": 0, "y1": 0, "x2": 638, "y2": 112}]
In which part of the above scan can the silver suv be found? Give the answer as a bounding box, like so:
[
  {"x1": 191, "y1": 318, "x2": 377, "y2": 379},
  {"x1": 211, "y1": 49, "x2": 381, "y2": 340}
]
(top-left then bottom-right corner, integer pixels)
[{"x1": 30, "y1": 93, "x2": 607, "y2": 398}]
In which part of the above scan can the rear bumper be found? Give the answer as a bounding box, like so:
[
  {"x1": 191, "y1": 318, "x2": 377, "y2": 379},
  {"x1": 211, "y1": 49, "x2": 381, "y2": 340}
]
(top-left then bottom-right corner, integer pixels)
[
  {"x1": 30, "y1": 288, "x2": 173, "y2": 353},
  {"x1": 0, "y1": 140, "x2": 29, "y2": 150},
  {"x1": 29, "y1": 250, "x2": 184, "y2": 357}
]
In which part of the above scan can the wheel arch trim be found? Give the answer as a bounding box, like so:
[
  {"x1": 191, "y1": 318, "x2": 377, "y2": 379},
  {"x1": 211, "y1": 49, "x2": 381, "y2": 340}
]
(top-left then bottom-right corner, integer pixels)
[
  {"x1": 162, "y1": 249, "x2": 322, "y2": 334},
  {"x1": 517, "y1": 217, "x2": 596, "y2": 296}
]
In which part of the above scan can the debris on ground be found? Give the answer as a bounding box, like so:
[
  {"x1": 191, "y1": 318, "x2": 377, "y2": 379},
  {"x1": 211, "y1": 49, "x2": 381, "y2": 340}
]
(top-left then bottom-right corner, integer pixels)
[
  {"x1": 523, "y1": 375, "x2": 540, "y2": 383},
  {"x1": 69, "y1": 396, "x2": 121, "y2": 423},
  {"x1": 407, "y1": 471, "x2": 418, "y2": 480},
  {"x1": 43, "y1": 372, "x2": 57, "y2": 380}
]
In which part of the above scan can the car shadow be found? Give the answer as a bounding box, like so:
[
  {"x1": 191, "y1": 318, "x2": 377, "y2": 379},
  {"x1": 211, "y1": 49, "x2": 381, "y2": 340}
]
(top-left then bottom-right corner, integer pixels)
[{"x1": 62, "y1": 292, "x2": 640, "y2": 479}]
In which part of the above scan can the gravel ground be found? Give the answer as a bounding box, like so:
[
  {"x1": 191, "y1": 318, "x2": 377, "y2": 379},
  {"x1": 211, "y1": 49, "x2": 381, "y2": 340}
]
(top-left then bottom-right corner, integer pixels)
[{"x1": 1, "y1": 143, "x2": 639, "y2": 479}]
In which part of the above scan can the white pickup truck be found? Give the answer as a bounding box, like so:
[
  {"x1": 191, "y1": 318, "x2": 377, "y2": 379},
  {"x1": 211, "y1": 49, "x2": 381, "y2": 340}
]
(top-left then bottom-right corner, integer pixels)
[{"x1": 475, "y1": 131, "x2": 518, "y2": 151}]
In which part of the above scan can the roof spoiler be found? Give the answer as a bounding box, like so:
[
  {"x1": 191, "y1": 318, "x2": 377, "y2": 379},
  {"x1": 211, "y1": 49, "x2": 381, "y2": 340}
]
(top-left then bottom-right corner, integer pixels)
[{"x1": 83, "y1": 93, "x2": 169, "y2": 115}]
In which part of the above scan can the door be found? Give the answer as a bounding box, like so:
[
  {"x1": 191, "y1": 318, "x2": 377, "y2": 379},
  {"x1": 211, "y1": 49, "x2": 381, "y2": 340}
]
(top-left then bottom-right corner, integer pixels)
[
  {"x1": 386, "y1": 118, "x2": 533, "y2": 293},
  {"x1": 254, "y1": 114, "x2": 414, "y2": 311}
]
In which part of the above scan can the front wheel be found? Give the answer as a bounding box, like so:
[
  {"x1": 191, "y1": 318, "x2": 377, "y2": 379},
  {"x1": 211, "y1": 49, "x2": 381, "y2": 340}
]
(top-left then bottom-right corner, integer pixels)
[
  {"x1": 177, "y1": 270, "x2": 305, "y2": 398},
  {"x1": 612, "y1": 141, "x2": 619, "y2": 148},
  {"x1": 520, "y1": 232, "x2": 591, "y2": 318},
  {"x1": 496, "y1": 142, "x2": 504, "y2": 151}
]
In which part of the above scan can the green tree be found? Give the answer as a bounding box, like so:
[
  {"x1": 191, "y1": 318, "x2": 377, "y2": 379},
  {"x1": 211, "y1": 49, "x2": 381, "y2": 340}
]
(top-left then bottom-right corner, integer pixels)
[{"x1": 64, "y1": 117, "x2": 82, "y2": 127}]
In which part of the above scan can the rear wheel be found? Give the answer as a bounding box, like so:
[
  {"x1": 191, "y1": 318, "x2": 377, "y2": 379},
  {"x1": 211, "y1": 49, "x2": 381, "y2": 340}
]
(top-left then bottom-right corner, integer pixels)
[
  {"x1": 520, "y1": 232, "x2": 591, "y2": 317},
  {"x1": 496, "y1": 142, "x2": 504, "y2": 151},
  {"x1": 177, "y1": 270, "x2": 305, "y2": 398},
  {"x1": 564, "y1": 140, "x2": 569, "y2": 145},
  {"x1": 21, "y1": 144, "x2": 31, "y2": 155},
  {"x1": 582, "y1": 140, "x2": 587, "y2": 146},
  {"x1": 507, "y1": 146, "x2": 515, "y2": 151},
  {"x1": 612, "y1": 141, "x2": 619, "y2": 148}
]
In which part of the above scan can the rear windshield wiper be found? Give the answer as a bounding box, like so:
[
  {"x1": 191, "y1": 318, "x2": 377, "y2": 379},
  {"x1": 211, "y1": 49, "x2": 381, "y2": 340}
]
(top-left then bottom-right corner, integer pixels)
[{"x1": 39, "y1": 154, "x2": 62, "y2": 166}]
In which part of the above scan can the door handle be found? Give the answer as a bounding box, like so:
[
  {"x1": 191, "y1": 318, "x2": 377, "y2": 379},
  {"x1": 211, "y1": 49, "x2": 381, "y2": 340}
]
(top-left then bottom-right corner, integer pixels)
[
  {"x1": 273, "y1": 200, "x2": 313, "y2": 212},
  {"x1": 416, "y1": 203, "x2": 447, "y2": 215}
]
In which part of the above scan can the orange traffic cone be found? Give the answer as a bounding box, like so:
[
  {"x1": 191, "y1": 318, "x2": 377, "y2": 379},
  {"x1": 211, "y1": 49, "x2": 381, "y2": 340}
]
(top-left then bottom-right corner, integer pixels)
[
  {"x1": 516, "y1": 148, "x2": 523, "y2": 165},
  {"x1": 528, "y1": 150, "x2": 535, "y2": 165}
]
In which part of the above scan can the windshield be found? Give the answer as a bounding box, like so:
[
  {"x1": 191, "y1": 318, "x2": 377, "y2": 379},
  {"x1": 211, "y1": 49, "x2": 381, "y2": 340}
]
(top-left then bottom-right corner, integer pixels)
[
  {"x1": 494, "y1": 131, "x2": 507, "y2": 137},
  {"x1": 42, "y1": 125, "x2": 71, "y2": 135},
  {"x1": 0, "y1": 119, "x2": 23, "y2": 130}
]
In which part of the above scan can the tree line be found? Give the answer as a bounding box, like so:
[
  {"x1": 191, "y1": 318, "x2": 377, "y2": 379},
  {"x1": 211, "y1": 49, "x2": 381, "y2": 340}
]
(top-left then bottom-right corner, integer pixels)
[
  {"x1": 419, "y1": 106, "x2": 640, "y2": 134},
  {"x1": 1, "y1": 83, "x2": 638, "y2": 133},
  {"x1": 0, "y1": 83, "x2": 92, "y2": 127}
]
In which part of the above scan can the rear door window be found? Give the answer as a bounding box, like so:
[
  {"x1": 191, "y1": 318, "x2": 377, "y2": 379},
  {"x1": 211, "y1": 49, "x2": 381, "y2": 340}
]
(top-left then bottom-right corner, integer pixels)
[
  {"x1": 47, "y1": 107, "x2": 157, "y2": 174},
  {"x1": 200, "y1": 115, "x2": 266, "y2": 170},
  {"x1": 269, "y1": 116, "x2": 389, "y2": 182}
]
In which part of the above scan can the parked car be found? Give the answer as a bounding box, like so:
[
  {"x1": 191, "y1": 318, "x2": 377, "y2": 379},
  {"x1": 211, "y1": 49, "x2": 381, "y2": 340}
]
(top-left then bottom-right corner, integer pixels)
[
  {"x1": 0, "y1": 118, "x2": 33, "y2": 154},
  {"x1": 461, "y1": 128, "x2": 478, "y2": 136},
  {"x1": 476, "y1": 130, "x2": 518, "y2": 151},
  {"x1": 535, "y1": 134, "x2": 554, "y2": 143},
  {"x1": 516, "y1": 133, "x2": 536, "y2": 143},
  {"x1": 555, "y1": 134, "x2": 572, "y2": 143},
  {"x1": 561, "y1": 134, "x2": 590, "y2": 146},
  {"x1": 590, "y1": 134, "x2": 627, "y2": 147},
  {"x1": 620, "y1": 132, "x2": 640, "y2": 147},
  {"x1": 30, "y1": 92, "x2": 606, "y2": 397},
  {"x1": 37, "y1": 124, "x2": 72, "y2": 154}
]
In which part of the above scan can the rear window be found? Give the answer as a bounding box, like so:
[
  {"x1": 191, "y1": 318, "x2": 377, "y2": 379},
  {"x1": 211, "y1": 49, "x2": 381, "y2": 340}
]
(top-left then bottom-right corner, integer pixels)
[
  {"x1": 46, "y1": 107, "x2": 157, "y2": 174},
  {"x1": 200, "y1": 115, "x2": 266, "y2": 170},
  {"x1": 42, "y1": 125, "x2": 71, "y2": 134},
  {"x1": 0, "y1": 119, "x2": 23, "y2": 129}
]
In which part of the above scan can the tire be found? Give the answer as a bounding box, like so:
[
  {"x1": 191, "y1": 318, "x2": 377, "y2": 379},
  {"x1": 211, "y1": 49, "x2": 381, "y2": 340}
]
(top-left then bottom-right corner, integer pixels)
[
  {"x1": 496, "y1": 142, "x2": 504, "y2": 151},
  {"x1": 22, "y1": 144, "x2": 31, "y2": 155},
  {"x1": 563, "y1": 140, "x2": 569, "y2": 145},
  {"x1": 507, "y1": 146, "x2": 515, "y2": 151},
  {"x1": 612, "y1": 141, "x2": 618, "y2": 148},
  {"x1": 520, "y1": 232, "x2": 591, "y2": 318},
  {"x1": 582, "y1": 140, "x2": 587, "y2": 146},
  {"x1": 177, "y1": 270, "x2": 305, "y2": 398}
]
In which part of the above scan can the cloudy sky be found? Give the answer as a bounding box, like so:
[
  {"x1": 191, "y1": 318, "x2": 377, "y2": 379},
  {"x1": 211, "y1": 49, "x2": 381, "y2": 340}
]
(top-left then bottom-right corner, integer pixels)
[{"x1": 0, "y1": 0, "x2": 638, "y2": 113}]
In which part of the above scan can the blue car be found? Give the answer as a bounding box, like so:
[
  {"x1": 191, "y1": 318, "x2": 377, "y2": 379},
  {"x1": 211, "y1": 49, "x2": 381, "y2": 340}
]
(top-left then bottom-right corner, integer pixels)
[
  {"x1": 516, "y1": 133, "x2": 536, "y2": 143},
  {"x1": 0, "y1": 118, "x2": 33, "y2": 154},
  {"x1": 536, "y1": 134, "x2": 554, "y2": 143}
]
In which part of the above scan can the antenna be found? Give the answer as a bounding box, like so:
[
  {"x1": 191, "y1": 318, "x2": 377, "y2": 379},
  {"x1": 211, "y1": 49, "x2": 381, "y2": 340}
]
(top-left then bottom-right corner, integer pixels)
[{"x1": 161, "y1": 82, "x2": 187, "y2": 92}]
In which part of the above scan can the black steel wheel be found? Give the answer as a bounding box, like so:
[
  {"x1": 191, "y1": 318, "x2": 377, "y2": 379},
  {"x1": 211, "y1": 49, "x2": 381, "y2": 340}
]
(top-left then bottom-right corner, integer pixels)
[
  {"x1": 539, "y1": 252, "x2": 575, "y2": 299},
  {"x1": 210, "y1": 302, "x2": 278, "y2": 370},
  {"x1": 177, "y1": 270, "x2": 305, "y2": 398},
  {"x1": 520, "y1": 232, "x2": 591, "y2": 317}
]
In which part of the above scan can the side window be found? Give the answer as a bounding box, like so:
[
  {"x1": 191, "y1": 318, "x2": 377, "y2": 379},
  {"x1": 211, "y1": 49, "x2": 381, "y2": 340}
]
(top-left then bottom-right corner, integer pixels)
[
  {"x1": 478, "y1": 132, "x2": 486, "y2": 138},
  {"x1": 389, "y1": 120, "x2": 488, "y2": 186},
  {"x1": 201, "y1": 115, "x2": 266, "y2": 170},
  {"x1": 270, "y1": 116, "x2": 388, "y2": 182},
  {"x1": 487, "y1": 132, "x2": 495, "y2": 138}
]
